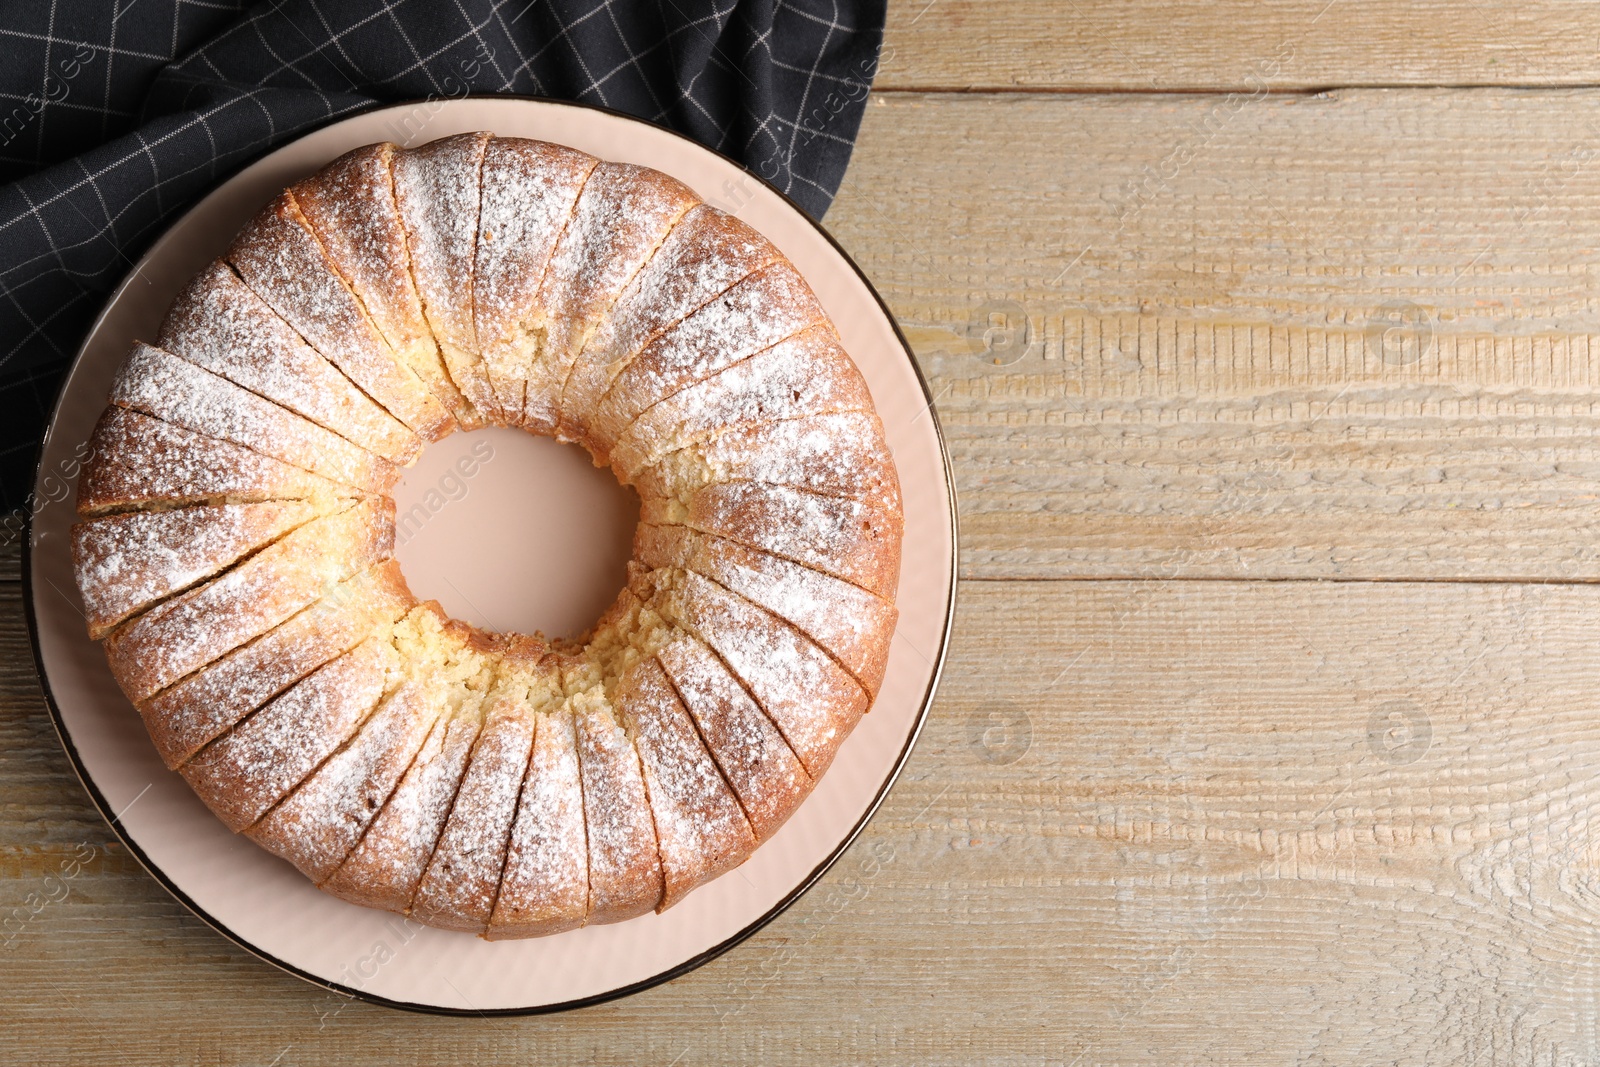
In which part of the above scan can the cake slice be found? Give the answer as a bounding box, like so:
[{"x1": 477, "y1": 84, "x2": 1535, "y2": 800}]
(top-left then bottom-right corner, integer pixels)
[
  {"x1": 616, "y1": 657, "x2": 755, "y2": 910},
  {"x1": 517, "y1": 161, "x2": 699, "y2": 434},
  {"x1": 139, "y1": 559, "x2": 414, "y2": 769},
  {"x1": 655, "y1": 634, "x2": 812, "y2": 842},
  {"x1": 76, "y1": 408, "x2": 351, "y2": 515},
  {"x1": 319, "y1": 608, "x2": 496, "y2": 914},
  {"x1": 181, "y1": 637, "x2": 396, "y2": 831},
  {"x1": 633, "y1": 410, "x2": 899, "y2": 510},
  {"x1": 641, "y1": 481, "x2": 902, "y2": 600},
  {"x1": 227, "y1": 191, "x2": 455, "y2": 441},
  {"x1": 571, "y1": 691, "x2": 664, "y2": 924},
  {"x1": 321, "y1": 707, "x2": 482, "y2": 914},
  {"x1": 102, "y1": 497, "x2": 394, "y2": 705},
  {"x1": 486, "y1": 707, "x2": 588, "y2": 940},
  {"x1": 291, "y1": 142, "x2": 475, "y2": 426},
  {"x1": 556, "y1": 204, "x2": 781, "y2": 445},
  {"x1": 409, "y1": 697, "x2": 535, "y2": 933},
  {"x1": 108, "y1": 342, "x2": 397, "y2": 495},
  {"x1": 586, "y1": 261, "x2": 826, "y2": 458},
  {"x1": 635, "y1": 524, "x2": 896, "y2": 698},
  {"x1": 608, "y1": 324, "x2": 874, "y2": 479},
  {"x1": 72, "y1": 500, "x2": 322, "y2": 639},
  {"x1": 157, "y1": 261, "x2": 421, "y2": 463},
  {"x1": 247, "y1": 677, "x2": 441, "y2": 882},
  {"x1": 409, "y1": 639, "x2": 558, "y2": 933},
  {"x1": 391, "y1": 132, "x2": 495, "y2": 425},
  {"x1": 472, "y1": 137, "x2": 596, "y2": 422},
  {"x1": 645, "y1": 567, "x2": 867, "y2": 777}
]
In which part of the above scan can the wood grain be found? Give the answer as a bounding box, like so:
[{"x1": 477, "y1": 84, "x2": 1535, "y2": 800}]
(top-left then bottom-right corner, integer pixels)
[
  {"x1": 11, "y1": 28, "x2": 1600, "y2": 1064},
  {"x1": 6, "y1": 579, "x2": 1600, "y2": 1064},
  {"x1": 880, "y1": 0, "x2": 1600, "y2": 91},
  {"x1": 829, "y1": 88, "x2": 1600, "y2": 580}
]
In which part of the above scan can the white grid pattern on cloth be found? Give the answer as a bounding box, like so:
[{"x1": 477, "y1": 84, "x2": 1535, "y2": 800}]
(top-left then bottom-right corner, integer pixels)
[{"x1": 0, "y1": 0, "x2": 886, "y2": 506}]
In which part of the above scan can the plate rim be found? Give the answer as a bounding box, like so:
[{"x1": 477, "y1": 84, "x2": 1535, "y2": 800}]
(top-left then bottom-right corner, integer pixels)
[{"x1": 21, "y1": 93, "x2": 959, "y2": 1016}]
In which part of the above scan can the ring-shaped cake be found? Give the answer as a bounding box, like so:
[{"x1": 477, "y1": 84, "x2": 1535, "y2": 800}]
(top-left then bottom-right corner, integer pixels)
[{"x1": 68, "y1": 133, "x2": 902, "y2": 938}]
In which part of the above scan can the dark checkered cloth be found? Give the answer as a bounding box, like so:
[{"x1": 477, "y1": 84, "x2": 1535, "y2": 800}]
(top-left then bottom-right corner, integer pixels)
[{"x1": 0, "y1": 0, "x2": 886, "y2": 508}]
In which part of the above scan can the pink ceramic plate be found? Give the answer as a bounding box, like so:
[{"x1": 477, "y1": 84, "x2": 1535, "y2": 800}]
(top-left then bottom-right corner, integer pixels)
[{"x1": 24, "y1": 98, "x2": 956, "y2": 1014}]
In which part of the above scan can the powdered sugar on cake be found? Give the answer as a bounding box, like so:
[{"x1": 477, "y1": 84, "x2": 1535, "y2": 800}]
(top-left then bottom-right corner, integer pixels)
[
  {"x1": 73, "y1": 500, "x2": 317, "y2": 638},
  {"x1": 72, "y1": 133, "x2": 903, "y2": 939}
]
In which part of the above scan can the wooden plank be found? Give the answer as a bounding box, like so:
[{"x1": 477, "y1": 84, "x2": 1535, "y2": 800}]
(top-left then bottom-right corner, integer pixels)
[
  {"x1": 829, "y1": 89, "x2": 1600, "y2": 580},
  {"x1": 1, "y1": 510, "x2": 24, "y2": 583},
  {"x1": 7, "y1": 579, "x2": 1600, "y2": 1063},
  {"x1": 880, "y1": 0, "x2": 1600, "y2": 91}
]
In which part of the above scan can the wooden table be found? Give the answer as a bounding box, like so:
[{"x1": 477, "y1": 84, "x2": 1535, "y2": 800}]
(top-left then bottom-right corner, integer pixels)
[{"x1": 9, "y1": 4, "x2": 1600, "y2": 1062}]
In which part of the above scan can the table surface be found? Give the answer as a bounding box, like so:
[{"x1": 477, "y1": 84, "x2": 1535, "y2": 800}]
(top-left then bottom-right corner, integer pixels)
[{"x1": 8, "y1": 4, "x2": 1600, "y2": 1064}]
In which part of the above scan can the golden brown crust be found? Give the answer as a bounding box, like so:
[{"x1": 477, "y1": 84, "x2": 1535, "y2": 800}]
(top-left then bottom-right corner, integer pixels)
[
  {"x1": 102, "y1": 497, "x2": 394, "y2": 705},
  {"x1": 634, "y1": 523, "x2": 896, "y2": 698},
  {"x1": 574, "y1": 700, "x2": 664, "y2": 924},
  {"x1": 473, "y1": 137, "x2": 597, "y2": 423},
  {"x1": 556, "y1": 203, "x2": 781, "y2": 446},
  {"x1": 228, "y1": 191, "x2": 455, "y2": 440},
  {"x1": 158, "y1": 260, "x2": 422, "y2": 463},
  {"x1": 246, "y1": 678, "x2": 441, "y2": 882},
  {"x1": 635, "y1": 410, "x2": 901, "y2": 511},
  {"x1": 181, "y1": 637, "x2": 396, "y2": 832},
  {"x1": 409, "y1": 698, "x2": 536, "y2": 933},
  {"x1": 642, "y1": 480, "x2": 903, "y2": 601},
  {"x1": 321, "y1": 707, "x2": 482, "y2": 914},
  {"x1": 619, "y1": 657, "x2": 755, "y2": 911},
  {"x1": 486, "y1": 708, "x2": 588, "y2": 939},
  {"x1": 391, "y1": 132, "x2": 495, "y2": 426},
  {"x1": 608, "y1": 324, "x2": 872, "y2": 480},
  {"x1": 76, "y1": 407, "x2": 350, "y2": 515},
  {"x1": 109, "y1": 342, "x2": 398, "y2": 496},
  {"x1": 292, "y1": 143, "x2": 476, "y2": 427},
  {"x1": 647, "y1": 567, "x2": 868, "y2": 778},
  {"x1": 138, "y1": 559, "x2": 414, "y2": 769},
  {"x1": 655, "y1": 635, "x2": 812, "y2": 842},
  {"x1": 519, "y1": 161, "x2": 699, "y2": 434},
  {"x1": 586, "y1": 261, "x2": 827, "y2": 461},
  {"x1": 72, "y1": 499, "x2": 322, "y2": 640}
]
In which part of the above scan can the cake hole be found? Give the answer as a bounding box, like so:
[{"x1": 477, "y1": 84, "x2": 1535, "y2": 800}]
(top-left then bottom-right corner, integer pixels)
[{"x1": 391, "y1": 428, "x2": 639, "y2": 641}]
